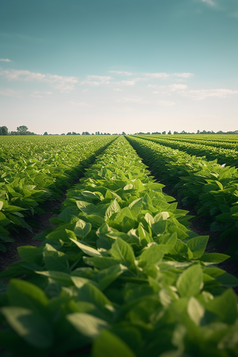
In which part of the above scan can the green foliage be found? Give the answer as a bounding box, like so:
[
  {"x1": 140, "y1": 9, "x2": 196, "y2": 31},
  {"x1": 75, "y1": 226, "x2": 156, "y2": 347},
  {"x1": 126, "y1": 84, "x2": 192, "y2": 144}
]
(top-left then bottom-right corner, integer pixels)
[
  {"x1": 128, "y1": 135, "x2": 238, "y2": 257},
  {"x1": 0, "y1": 135, "x2": 115, "y2": 251},
  {"x1": 0, "y1": 137, "x2": 237, "y2": 356}
]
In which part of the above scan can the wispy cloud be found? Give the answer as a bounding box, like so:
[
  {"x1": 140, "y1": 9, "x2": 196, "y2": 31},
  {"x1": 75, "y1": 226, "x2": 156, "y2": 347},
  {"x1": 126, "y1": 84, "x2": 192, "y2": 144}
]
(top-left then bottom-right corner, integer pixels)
[
  {"x1": 0, "y1": 58, "x2": 11, "y2": 62},
  {"x1": 145, "y1": 72, "x2": 193, "y2": 79},
  {"x1": 201, "y1": 0, "x2": 215, "y2": 6},
  {"x1": 182, "y1": 88, "x2": 238, "y2": 100},
  {"x1": 149, "y1": 84, "x2": 187, "y2": 91},
  {"x1": 109, "y1": 70, "x2": 132, "y2": 76},
  {"x1": 0, "y1": 69, "x2": 78, "y2": 92},
  {"x1": 116, "y1": 80, "x2": 136, "y2": 86},
  {"x1": 81, "y1": 75, "x2": 112, "y2": 86},
  {"x1": 0, "y1": 89, "x2": 21, "y2": 98}
]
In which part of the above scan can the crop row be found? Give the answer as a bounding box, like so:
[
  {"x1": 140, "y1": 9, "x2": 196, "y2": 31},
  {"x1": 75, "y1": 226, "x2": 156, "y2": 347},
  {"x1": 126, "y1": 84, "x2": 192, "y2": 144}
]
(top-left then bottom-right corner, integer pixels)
[
  {"x1": 127, "y1": 136, "x2": 238, "y2": 258},
  {"x1": 0, "y1": 136, "x2": 115, "y2": 251},
  {"x1": 0, "y1": 136, "x2": 237, "y2": 356},
  {"x1": 157, "y1": 134, "x2": 238, "y2": 149},
  {"x1": 137, "y1": 135, "x2": 238, "y2": 167}
]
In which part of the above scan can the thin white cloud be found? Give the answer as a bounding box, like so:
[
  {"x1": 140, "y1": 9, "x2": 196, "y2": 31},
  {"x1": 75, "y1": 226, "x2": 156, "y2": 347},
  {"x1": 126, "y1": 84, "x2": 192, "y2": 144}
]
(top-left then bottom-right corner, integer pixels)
[
  {"x1": 146, "y1": 73, "x2": 170, "y2": 79},
  {"x1": 201, "y1": 0, "x2": 215, "y2": 6},
  {"x1": 151, "y1": 84, "x2": 187, "y2": 91},
  {"x1": 118, "y1": 96, "x2": 149, "y2": 104},
  {"x1": 116, "y1": 80, "x2": 136, "y2": 86},
  {"x1": 0, "y1": 89, "x2": 21, "y2": 98},
  {"x1": 113, "y1": 88, "x2": 122, "y2": 91},
  {"x1": 81, "y1": 75, "x2": 112, "y2": 86},
  {"x1": 174, "y1": 73, "x2": 193, "y2": 78},
  {"x1": 109, "y1": 70, "x2": 132, "y2": 76},
  {"x1": 145, "y1": 72, "x2": 193, "y2": 79},
  {"x1": 0, "y1": 58, "x2": 11, "y2": 62},
  {"x1": 0, "y1": 69, "x2": 78, "y2": 92},
  {"x1": 182, "y1": 88, "x2": 238, "y2": 100}
]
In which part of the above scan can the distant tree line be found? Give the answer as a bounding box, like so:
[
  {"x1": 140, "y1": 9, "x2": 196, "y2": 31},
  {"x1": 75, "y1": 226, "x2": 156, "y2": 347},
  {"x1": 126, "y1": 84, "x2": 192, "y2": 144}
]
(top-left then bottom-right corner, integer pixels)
[
  {"x1": 134, "y1": 130, "x2": 238, "y2": 135},
  {"x1": 1, "y1": 125, "x2": 238, "y2": 136},
  {"x1": 0, "y1": 125, "x2": 36, "y2": 135}
]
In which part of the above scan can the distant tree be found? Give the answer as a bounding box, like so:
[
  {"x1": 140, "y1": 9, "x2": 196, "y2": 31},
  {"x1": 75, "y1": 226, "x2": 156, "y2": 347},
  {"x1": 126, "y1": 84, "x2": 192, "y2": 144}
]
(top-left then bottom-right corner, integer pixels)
[
  {"x1": 122, "y1": 131, "x2": 126, "y2": 135},
  {"x1": 196, "y1": 130, "x2": 200, "y2": 134},
  {"x1": 174, "y1": 131, "x2": 179, "y2": 135},
  {"x1": 43, "y1": 132, "x2": 48, "y2": 135},
  {"x1": 66, "y1": 132, "x2": 72, "y2": 135},
  {"x1": 72, "y1": 132, "x2": 77, "y2": 135},
  {"x1": 152, "y1": 132, "x2": 161, "y2": 135},
  {"x1": 82, "y1": 132, "x2": 90, "y2": 135},
  {"x1": 167, "y1": 130, "x2": 172, "y2": 135},
  {"x1": 17, "y1": 125, "x2": 28, "y2": 134},
  {"x1": 0, "y1": 126, "x2": 8, "y2": 135},
  {"x1": 162, "y1": 131, "x2": 166, "y2": 135}
]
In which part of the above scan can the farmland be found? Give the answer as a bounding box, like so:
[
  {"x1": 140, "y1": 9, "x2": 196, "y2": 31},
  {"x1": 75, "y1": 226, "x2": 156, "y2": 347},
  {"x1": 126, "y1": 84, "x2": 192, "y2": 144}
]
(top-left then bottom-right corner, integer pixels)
[{"x1": 0, "y1": 134, "x2": 238, "y2": 356}]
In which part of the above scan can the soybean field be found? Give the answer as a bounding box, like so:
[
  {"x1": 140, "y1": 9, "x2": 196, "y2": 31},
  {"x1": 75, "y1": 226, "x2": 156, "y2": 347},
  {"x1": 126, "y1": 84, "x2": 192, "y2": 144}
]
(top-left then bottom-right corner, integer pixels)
[{"x1": 0, "y1": 134, "x2": 238, "y2": 357}]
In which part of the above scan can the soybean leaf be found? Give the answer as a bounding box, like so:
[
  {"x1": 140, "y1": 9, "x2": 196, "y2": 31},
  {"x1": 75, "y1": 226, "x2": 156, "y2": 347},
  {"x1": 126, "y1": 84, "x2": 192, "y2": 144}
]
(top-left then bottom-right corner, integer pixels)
[
  {"x1": 67, "y1": 313, "x2": 109, "y2": 339},
  {"x1": 7, "y1": 279, "x2": 48, "y2": 315},
  {"x1": 1, "y1": 307, "x2": 53, "y2": 349},
  {"x1": 97, "y1": 264, "x2": 127, "y2": 290},
  {"x1": 70, "y1": 238, "x2": 101, "y2": 257},
  {"x1": 43, "y1": 244, "x2": 70, "y2": 273},
  {"x1": 205, "y1": 289, "x2": 237, "y2": 324},
  {"x1": 187, "y1": 297, "x2": 205, "y2": 326},
  {"x1": 74, "y1": 219, "x2": 92, "y2": 239},
  {"x1": 110, "y1": 238, "x2": 136, "y2": 272},
  {"x1": 92, "y1": 329, "x2": 136, "y2": 357},
  {"x1": 187, "y1": 236, "x2": 209, "y2": 259},
  {"x1": 139, "y1": 245, "x2": 164, "y2": 268},
  {"x1": 177, "y1": 264, "x2": 203, "y2": 298}
]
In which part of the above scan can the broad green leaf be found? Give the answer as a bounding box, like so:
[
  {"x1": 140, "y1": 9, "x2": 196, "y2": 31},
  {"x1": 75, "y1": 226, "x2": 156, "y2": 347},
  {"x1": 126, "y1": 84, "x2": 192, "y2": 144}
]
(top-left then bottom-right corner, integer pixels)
[
  {"x1": 43, "y1": 244, "x2": 70, "y2": 273},
  {"x1": 70, "y1": 238, "x2": 101, "y2": 257},
  {"x1": 205, "y1": 289, "x2": 238, "y2": 324},
  {"x1": 97, "y1": 264, "x2": 127, "y2": 290},
  {"x1": 77, "y1": 283, "x2": 112, "y2": 309},
  {"x1": 105, "y1": 199, "x2": 121, "y2": 219},
  {"x1": 154, "y1": 211, "x2": 170, "y2": 222},
  {"x1": 110, "y1": 238, "x2": 136, "y2": 272},
  {"x1": 67, "y1": 313, "x2": 109, "y2": 338},
  {"x1": 92, "y1": 329, "x2": 136, "y2": 357},
  {"x1": 216, "y1": 272, "x2": 238, "y2": 287},
  {"x1": 200, "y1": 253, "x2": 230, "y2": 263},
  {"x1": 129, "y1": 198, "x2": 143, "y2": 217},
  {"x1": 177, "y1": 264, "x2": 203, "y2": 298},
  {"x1": 84, "y1": 256, "x2": 119, "y2": 269},
  {"x1": 1, "y1": 307, "x2": 53, "y2": 348},
  {"x1": 17, "y1": 246, "x2": 42, "y2": 263},
  {"x1": 187, "y1": 297, "x2": 205, "y2": 326},
  {"x1": 8, "y1": 279, "x2": 48, "y2": 314},
  {"x1": 35, "y1": 270, "x2": 72, "y2": 285},
  {"x1": 74, "y1": 219, "x2": 92, "y2": 239},
  {"x1": 187, "y1": 236, "x2": 209, "y2": 259},
  {"x1": 139, "y1": 245, "x2": 164, "y2": 267}
]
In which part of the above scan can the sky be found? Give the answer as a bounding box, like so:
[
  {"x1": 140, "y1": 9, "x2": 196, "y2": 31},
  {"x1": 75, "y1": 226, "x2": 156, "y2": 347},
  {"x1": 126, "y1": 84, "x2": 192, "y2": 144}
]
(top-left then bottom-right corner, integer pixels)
[{"x1": 0, "y1": 0, "x2": 238, "y2": 134}]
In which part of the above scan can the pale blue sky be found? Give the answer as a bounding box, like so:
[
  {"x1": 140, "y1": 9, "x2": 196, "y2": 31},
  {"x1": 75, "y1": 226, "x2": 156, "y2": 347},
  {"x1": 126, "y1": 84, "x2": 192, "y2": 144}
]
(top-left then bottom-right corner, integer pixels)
[{"x1": 0, "y1": 0, "x2": 238, "y2": 134}]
